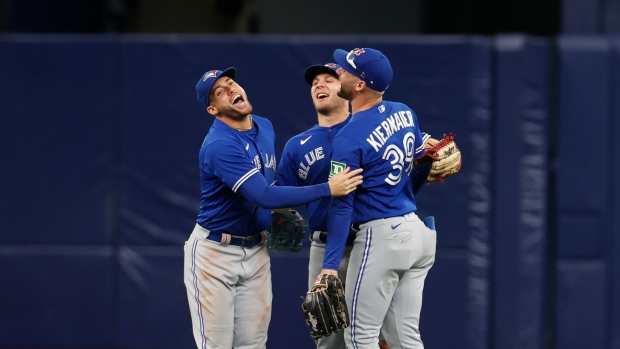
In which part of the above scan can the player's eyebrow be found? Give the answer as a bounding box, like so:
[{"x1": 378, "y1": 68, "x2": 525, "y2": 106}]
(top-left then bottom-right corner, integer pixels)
[{"x1": 211, "y1": 77, "x2": 233, "y2": 97}]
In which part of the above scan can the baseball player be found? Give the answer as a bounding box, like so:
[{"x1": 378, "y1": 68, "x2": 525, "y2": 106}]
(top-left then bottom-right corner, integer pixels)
[
  {"x1": 184, "y1": 67, "x2": 363, "y2": 349},
  {"x1": 319, "y1": 48, "x2": 437, "y2": 349},
  {"x1": 276, "y1": 62, "x2": 436, "y2": 349}
]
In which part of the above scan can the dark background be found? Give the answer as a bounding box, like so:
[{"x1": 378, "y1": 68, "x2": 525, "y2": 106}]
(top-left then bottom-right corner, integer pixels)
[
  {"x1": 1, "y1": 1, "x2": 619, "y2": 349},
  {"x1": 0, "y1": 0, "x2": 564, "y2": 35}
]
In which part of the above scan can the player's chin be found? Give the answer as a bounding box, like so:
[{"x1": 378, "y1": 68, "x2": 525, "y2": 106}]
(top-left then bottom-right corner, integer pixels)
[
  {"x1": 312, "y1": 97, "x2": 327, "y2": 106},
  {"x1": 315, "y1": 102, "x2": 335, "y2": 115},
  {"x1": 232, "y1": 102, "x2": 253, "y2": 115}
]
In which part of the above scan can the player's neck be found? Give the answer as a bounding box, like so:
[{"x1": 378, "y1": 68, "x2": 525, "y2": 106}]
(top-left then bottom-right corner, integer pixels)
[
  {"x1": 317, "y1": 110, "x2": 349, "y2": 128},
  {"x1": 219, "y1": 114, "x2": 253, "y2": 131}
]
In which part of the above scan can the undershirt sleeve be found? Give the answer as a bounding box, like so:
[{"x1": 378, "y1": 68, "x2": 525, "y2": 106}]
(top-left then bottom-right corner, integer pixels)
[{"x1": 204, "y1": 139, "x2": 332, "y2": 208}]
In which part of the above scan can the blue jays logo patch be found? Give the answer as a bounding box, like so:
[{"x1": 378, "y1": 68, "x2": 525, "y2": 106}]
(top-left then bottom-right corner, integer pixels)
[
  {"x1": 353, "y1": 48, "x2": 365, "y2": 56},
  {"x1": 203, "y1": 70, "x2": 218, "y2": 81},
  {"x1": 325, "y1": 63, "x2": 337, "y2": 68}
]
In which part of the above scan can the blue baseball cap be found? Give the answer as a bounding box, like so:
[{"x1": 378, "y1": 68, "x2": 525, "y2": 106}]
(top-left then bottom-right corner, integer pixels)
[
  {"x1": 303, "y1": 63, "x2": 340, "y2": 85},
  {"x1": 196, "y1": 67, "x2": 236, "y2": 109},
  {"x1": 333, "y1": 48, "x2": 393, "y2": 92}
]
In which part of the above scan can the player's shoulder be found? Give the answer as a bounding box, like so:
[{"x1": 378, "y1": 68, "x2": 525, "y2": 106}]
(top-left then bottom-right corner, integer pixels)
[
  {"x1": 252, "y1": 114, "x2": 276, "y2": 138},
  {"x1": 202, "y1": 129, "x2": 241, "y2": 151},
  {"x1": 380, "y1": 100, "x2": 414, "y2": 113},
  {"x1": 339, "y1": 109, "x2": 374, "y2": 131},
  {"x1": 252, "y1": 114, "x2": 273, "y2": 129},
  {"x1": 374, "y1": 100, "x2": 419, "y2": 123},
  {"x1": 199, "y1": 136, "x2": 241, "y2": 167},
  {"x1": 333, "y1": 121, "x2": 365, "y2": 147}
]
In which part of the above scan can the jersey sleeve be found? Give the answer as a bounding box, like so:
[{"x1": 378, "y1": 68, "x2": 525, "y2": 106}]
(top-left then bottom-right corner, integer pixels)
[
  {"x1": 413, "y1": 113, "x2": 425, "y2": 158},
  {"x1": 323, "y1": 135, "x2": 362, "y2": 270},
  {"x1": 421, "y1": 132, "x2": 431, "y2": 146},
  {"x1": 204, "y1": 139, "x2": 261, "y2": 192},
  {"x1": 411, "y1": 131, "x2": 432, "y2": 194},
  {"x1": 238, "y1": 174, "x2": 330, "y2": 209},
  {"x1": 275, "y1": 139, "x2": 299, "y2": 186},
  {"x1": 205, "y1": 138, "x2": 332, "y2": 209}
]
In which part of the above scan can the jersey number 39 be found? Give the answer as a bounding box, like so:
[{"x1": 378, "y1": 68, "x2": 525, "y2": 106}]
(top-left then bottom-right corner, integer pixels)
[{"x1": 382, "y1": 132, "x2": 416, "y2": 185}]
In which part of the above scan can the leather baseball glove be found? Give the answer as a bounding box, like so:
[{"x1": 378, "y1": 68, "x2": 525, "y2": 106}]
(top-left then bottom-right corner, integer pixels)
[
  {"x1": 301, "y1": 274, "x2": 349, "y2": 340},
  {"x1": 267, "y1": 210, "x2": 306, "y2": 252},
  {"x1": 415, "y1": 133, "x2": 462, "y2": 183}
]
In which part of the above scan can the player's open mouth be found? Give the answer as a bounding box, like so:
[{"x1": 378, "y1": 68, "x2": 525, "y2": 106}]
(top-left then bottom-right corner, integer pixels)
[
  {"x1": 232, "y1": 95, "x2": 244, "y2": 105},
  {"x1": 316, "y1": 93, "x2": 328, "y2": 100}
]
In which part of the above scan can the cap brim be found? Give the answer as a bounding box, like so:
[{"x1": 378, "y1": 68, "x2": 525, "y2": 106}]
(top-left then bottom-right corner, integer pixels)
[
  {"x1": 333, "y1": 49, "x2": 356, "y2": 77},
  {"x1": 304, "y1": 65, "x2": 338, "y2": 85},
  {"x1": 220, "y1": 67, "x2": 236, "y2": 81}
]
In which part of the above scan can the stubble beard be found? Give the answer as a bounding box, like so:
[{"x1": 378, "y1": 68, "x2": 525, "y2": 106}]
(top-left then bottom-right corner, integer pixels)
[
  {"x1": 336, "y1": 86, "x2": 353, "y2": 101},
  {"x1": 316, "y1": 101, "x2": 337, "y2": 116},
  {"x1": 224, "y1": 102, "x2": 253, "y2": 121}
]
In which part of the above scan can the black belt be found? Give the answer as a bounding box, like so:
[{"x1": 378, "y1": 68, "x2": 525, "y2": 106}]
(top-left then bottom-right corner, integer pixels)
[
  {"x1": 206, "y1": 231, "x2": 265, "y2": 248},
  {"x1": 350, "y1": 222, "x2": 363, "y2": 232},
  {"x1": 315, "y1": 230, "x2": 357, "y2": 246}
]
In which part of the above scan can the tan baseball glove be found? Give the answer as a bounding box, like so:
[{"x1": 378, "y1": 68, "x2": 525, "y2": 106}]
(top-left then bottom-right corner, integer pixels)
[{"x1": 415, "y1": 133, "x2": 462, "y2": 183}]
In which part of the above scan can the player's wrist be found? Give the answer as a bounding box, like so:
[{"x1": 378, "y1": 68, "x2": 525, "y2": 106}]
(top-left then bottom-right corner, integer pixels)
[
  {"x1": 318, "y1": 182, "x2": 331, "y2": 198},
  {"x1": 318, "y1": 268, "x2": 338, "y2": 276}
]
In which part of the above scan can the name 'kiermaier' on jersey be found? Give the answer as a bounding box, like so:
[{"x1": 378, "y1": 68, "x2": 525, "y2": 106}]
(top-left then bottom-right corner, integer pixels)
[
  {"x1": 365, "y1": 108, "x2": 417, "y2": 152},
  {"x1": 329, "y1": 100, "x2": 425, "y2": 224}
]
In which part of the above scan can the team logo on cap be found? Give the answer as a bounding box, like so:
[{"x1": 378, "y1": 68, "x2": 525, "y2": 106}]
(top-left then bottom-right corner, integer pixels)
[
  {"x1": 203, "y1": 70, "x2": 218, "y2": 81},
  {"x1": 353, "y1": 48, "x2": 365, "y2": 56},
  {"x1": 325, "y1": 63, "x2": 337, "y2": 68}
]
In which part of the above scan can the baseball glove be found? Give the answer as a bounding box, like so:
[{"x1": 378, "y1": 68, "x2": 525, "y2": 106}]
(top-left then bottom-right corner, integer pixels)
[
  {"x1": 415, "y1": 133, "x2": 462, "y2": 183},
  {"x1": 267, "y1": 210, "x2": 306, "y2": 252},
  {"x1": 301, "y1": 274, "x2": 349, "y2": 340}
]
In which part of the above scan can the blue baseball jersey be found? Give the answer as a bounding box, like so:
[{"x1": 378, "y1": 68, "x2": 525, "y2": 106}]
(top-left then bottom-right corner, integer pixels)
[
  {"x1": 324, "y1": 101, "x2": 426, "y2": 269},
  {"x1": 196, "y1": 115, "x2": 331, "y2": 237},
  {"x1": 277, "y1": 115, "x2": 431, "y2": 234},
  {"x1": 276, "y1": 117, "x2": 351, "y2": 231},
  {"x1": 196, "y1": 115, "x2": 277, "y2": 236}
]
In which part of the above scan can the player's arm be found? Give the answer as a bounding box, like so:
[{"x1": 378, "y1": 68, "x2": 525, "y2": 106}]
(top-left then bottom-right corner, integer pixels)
[
  {"x1": 422, "y1": 132, "x2": 437, "y2": 151},
  {"x1": 322, "y1": 136, "x2": 361, "y2": 272},
  {"x1": 205, "y1": 140, "x2": 362, "y2": 209},
  {"x1": 237, "y1": 168, "x2": 361, "y2": 209},
  {"x1": 275, "y1": 138, "x2": 301, "y2": 187},
  {"x1": 412, "y1": 132, "x2": 436, "y2": 194},
  {"x1": 323, "y1": 189, "x2": 355, "y2": 271},
  {"x1": 270, "y1": 139, "x2": 300, "y2": 213},
  {"x1": 413, "y1": 123, "x2": 426, "y2": 159}
]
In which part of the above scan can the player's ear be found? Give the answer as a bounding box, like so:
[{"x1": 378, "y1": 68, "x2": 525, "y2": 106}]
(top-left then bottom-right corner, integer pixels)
[
  {"x1": 356, "y1": 80, "x2": 366, "y2": 92},
  {"x1": 206, "y1": 105, "x2": 218, "y2": 116}
]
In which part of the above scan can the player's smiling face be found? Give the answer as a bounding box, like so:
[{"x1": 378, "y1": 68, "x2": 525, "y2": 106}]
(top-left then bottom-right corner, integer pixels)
[
  {"x1": 311, "y1": 73, "x2": 345, "y2": 113},
  {"x1": 208, "y1": 76, "x2": 253, "y2": 119}
]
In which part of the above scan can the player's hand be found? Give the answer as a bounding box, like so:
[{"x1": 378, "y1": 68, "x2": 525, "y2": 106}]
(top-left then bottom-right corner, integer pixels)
[
  {"x1": 328, "y1": 167, "x2": 363, "y2": 196},
  {"x1": 424, "y1": 137, "x2": 439, "y2": 151},
  {"x1": 313, "y1": 269, "x2": 339, "y2": 291}
]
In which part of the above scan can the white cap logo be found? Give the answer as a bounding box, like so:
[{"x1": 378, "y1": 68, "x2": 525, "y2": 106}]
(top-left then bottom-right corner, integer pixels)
[{"x1": 203, "y1": 70, "x2": 218, "y2": 81}]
